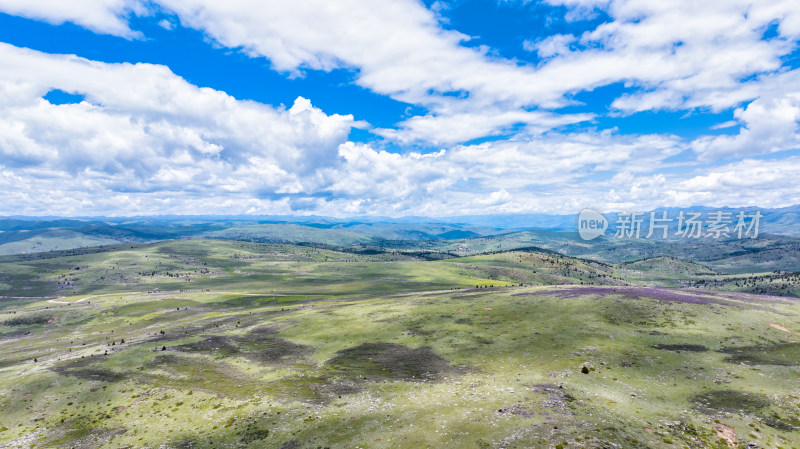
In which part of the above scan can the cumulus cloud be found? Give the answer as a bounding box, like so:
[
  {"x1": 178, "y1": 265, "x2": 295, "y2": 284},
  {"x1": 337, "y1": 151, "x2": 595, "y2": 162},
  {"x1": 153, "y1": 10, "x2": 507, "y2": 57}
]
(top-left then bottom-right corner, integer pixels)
[
  {"x1": 0, "y1": 43, "x2": 356, "y2": 195},
  {"x1": 690, "y1": 78, "x2": 800, "y2": 160},
  {"x1": 592, "y1": 154, "x2": 800, "y2": 212},
  {"x1": 312, "y1": 131, "x2": 691, "y2": 216},
  {"x1": 0, "y1": 0, "x2": 147, "y2": 38},
  {"x1": 153, "y1": 0, "x2": 799, "y2": 110},
  {"x1": 149, "y1": 0, "x2": 800, "y2": 142},
  {"x1": 2, "y1": 0, "x2": 800, "y2": 146},
  {"x1": 0, "y1": 44, "x2": 687, "y2": 216},
  {"x1": 577, "y1": 0, "x2": 800, "y2": 113},
  {"x1": 523, "y1": 34, "x2": 576, "y2": 58},
  {"x1": 2, "y1": 2, "x2": 800, "y2": 215},
  {"x1": 374, "y1": 109, "x2": 595, "y2": 145}
]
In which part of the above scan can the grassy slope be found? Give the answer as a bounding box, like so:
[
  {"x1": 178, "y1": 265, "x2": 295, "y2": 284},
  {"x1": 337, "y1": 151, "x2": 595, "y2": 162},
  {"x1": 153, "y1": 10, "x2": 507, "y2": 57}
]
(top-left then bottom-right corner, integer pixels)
[
  {"x1": 427, "y1": 231, "x2": 800, "y2": 273},
  {"x1": 0, "y1": 230, "x2": 120, "y2": 256},
  {"x1": 2, "y1": 239, "x2": 797, "y2": 300},
  {"x1": 0, "y1": 239, "x2": 512, "y2": 299},
  {"x1": 204, "y1": 224, "x2": 377, "y2": 246},
  {"x1": 1, "y1": 285, "x2": 799, "y2": 448},
  {"x1": 436, "y1": 249, "x2": 623, "y2": 286},
  {"x1": 0, "y1": 241, "x2": 799, "y2": 448},
  {"x1": 0, "y1": 221, "x2": 227, "y2": 257},
  {"x1": 3, "y1": 219, "x2": 800, "y2": 282}
]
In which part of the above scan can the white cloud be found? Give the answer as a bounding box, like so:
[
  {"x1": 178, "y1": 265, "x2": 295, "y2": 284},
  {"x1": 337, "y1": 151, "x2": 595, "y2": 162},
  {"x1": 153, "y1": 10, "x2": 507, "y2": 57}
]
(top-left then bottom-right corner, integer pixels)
[
  {"x1": 0, "y1": 43, "x2": 686, "y2": 217},
  {"x1": 523, "y1": 34, "x2": 576, "y2": 58},
  {"x1": 2, "y1": 3, "x2": 800, "y2": 215},
  {"x1": 3, "y1": 43, "x2": 792, "y2": 217},
  {"x1": 374, "y1": 109, "x2": 595, "y2": 145},
  {"x1": 690, "y1": 71, "x2": 800, "y2": 160},
  {"x1": 157, "y1": 18, "x2": 174, "y2": 30},
  {"x1": 598, "y1": 156, "x2": 800, "y2": 212},
  {"x1": 0, "y1": 0, "x2": 147, "y2": 38},
  {"x1": 3, "y1": 0, "x2": 800, "y2": 146},
  {"x1": 153, "y1": 0, "x2": 538, "y2": 110},
  {"x1": 0, "y1": 43, "x2": 356, "y2": 191},
  {"x1": 314, "y1": 131, "x2": 689, "y2": 216},
  {"x1": 710, "y1": 121, "x2": 738, "y2": 130},
  {"x1": 679, "y1": 157, "x2": 800, "y2": 193},
  {"x1": 149, "y1": 0, "x2": 800, "y2": 143},
  {"x1": 576, "y1": 0, "x2": 800, "y2": 113}
]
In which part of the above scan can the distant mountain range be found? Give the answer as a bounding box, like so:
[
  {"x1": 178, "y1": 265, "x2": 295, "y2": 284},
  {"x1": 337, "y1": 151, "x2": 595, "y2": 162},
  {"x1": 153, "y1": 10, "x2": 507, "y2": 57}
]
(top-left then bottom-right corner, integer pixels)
[{"x1": 1, "y1": 204, "x2": 798, "y2": 256}]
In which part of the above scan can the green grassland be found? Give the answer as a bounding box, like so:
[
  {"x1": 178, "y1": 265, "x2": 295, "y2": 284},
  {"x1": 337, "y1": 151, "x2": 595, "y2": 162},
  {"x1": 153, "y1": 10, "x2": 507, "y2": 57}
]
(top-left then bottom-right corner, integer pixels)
[
  {"x1": 0, "y1": 230, "x2": 120, "y2": 257},
  {"x1": 3, "y1": 237, "x2": 796, "y2": 300},
  {"x1": 0, "y1": 239, "x2": 521, "y2": 299},
  {"x1": 425, "y1": 231, "x2": 800, "y2": 274},
  {"x1": 0, "y1": 240, "x2": 799, "y2": 448},
  {"x1": 203, "y1": 224, "x2": 377, "y2": 247},
  {"x1": 4, "y1": 218, "x2": 800, "y2": 274}
]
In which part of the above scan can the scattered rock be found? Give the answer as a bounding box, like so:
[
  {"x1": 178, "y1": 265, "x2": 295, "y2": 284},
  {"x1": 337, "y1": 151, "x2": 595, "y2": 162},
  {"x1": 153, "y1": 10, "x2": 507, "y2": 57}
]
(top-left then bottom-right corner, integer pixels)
[{"x1": 713, "y1": 422, "x2": 737, "y2": 448}]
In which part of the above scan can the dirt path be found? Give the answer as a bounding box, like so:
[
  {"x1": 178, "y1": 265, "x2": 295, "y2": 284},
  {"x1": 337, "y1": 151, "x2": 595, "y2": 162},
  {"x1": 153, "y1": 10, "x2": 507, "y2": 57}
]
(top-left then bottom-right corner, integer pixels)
[
  {"x1": 47, "y1": 294, "x2": 107, "y2": 305},
  {"x1": 45, "y1": 290, "x2": 289, "y2": 305},
  {"x1": 208, "y1": 291, "x2": 286, "y2": 297},
  {"x1": 768, "y1": 322, "x2": 800, "y2": 338}
]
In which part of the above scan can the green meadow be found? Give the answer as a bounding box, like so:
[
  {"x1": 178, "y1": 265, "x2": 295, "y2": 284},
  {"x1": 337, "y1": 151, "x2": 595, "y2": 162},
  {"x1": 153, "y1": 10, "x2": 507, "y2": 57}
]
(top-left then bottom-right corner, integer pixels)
[{"x1": 0, "y1": 240, "x2": 798, "y2": 448}]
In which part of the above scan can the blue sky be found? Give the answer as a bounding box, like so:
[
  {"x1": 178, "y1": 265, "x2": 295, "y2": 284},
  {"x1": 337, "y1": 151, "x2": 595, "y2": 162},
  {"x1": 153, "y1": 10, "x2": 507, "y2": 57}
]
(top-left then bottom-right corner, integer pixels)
[{"x1": 0, "y1": 0, "x2": 799, "y2": 216}]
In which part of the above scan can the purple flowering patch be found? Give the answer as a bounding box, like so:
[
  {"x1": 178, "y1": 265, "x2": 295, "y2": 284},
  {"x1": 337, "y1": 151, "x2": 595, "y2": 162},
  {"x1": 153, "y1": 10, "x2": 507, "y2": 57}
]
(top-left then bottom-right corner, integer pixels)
[{"x1": 512, "y1": 286, "x2": 714, "y2": 304}]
